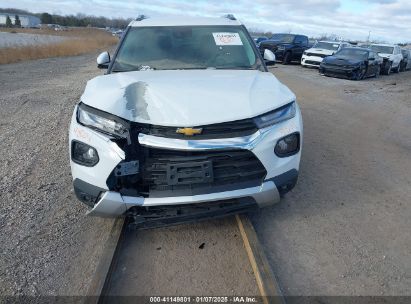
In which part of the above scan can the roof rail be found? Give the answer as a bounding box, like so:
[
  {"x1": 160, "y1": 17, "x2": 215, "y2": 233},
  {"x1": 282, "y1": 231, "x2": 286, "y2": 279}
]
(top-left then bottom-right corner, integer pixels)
[
  {"x1": 222, "y1": 14, "x2": 236, "y2": 21},
  {"x1": 135, "y1": 14, "x2": 148, "y2": 21}
]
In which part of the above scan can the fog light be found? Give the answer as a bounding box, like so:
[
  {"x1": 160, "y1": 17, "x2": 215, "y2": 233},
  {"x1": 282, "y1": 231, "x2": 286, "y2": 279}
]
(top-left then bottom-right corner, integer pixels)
[
  {"x1": 275, "y1": 133, "x2": 300, "y2": 157},
  {"x1": 71, "y1": 140, "x2": 99, "y2": 166}
]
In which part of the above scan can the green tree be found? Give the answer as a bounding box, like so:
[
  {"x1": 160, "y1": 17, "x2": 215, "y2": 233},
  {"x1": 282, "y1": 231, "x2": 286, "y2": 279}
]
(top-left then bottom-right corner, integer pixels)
[
  {"x1": 14, "y1": 15, "x2": 21, "y2": 27},
  {"x1": 40, "y1": 12, "x2": 52, "y2": 24},
  {"x1": 5, "y1": 15, "x2": 12, "y2": 27}
]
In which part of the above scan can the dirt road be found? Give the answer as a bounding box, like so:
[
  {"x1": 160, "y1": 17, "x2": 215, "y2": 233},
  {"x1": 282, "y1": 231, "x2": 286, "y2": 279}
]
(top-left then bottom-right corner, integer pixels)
[
  {"x1": 251, "y1": 65, "x2": 411, "y2": 296},
  {"x1": 0, "y1": 54, "x2": 410, "y2": 296},
  {"x1": 105, "y1": 218, "x2": 258, "y2": 296}
]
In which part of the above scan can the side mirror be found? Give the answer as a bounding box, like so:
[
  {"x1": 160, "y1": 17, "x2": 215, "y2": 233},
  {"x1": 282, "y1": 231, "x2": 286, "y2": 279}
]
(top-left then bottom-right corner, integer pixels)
[
  {"x1": 263, "y1": 49, "x2": 276, "y2": 62},
  {"x1": 97, "y1": 51, "x2": 110, "y2": 69}
]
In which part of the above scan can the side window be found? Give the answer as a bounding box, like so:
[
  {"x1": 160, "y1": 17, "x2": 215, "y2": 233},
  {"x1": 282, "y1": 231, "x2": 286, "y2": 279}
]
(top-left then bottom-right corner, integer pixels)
[{"x1": 295, "y1": 36, "x2": 307, "y2": 45}]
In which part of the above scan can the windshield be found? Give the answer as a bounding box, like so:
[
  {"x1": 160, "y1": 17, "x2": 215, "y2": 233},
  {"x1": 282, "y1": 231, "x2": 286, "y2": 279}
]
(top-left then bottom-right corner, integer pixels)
[
  {"x1": 370, "y1": 45, "x2": 394, "y2": 54},
  {"x1": 270, "y1": 34, "x2": 295, "y2": 43},
  {"x1": 111, "y1": 26, "x2": 262, "y2": 72},
  {"x1": 313, "y1": 42, "x2": 340, "y2": 50},
  {"x1": 335, "y1": 49, "x2": 368, "y2": 60}
]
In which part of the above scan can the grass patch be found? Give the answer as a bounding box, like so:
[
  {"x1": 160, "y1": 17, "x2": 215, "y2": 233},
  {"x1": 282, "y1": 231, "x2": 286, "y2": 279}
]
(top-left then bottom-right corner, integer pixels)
[{"x1": 0, "y1": 28, "x2": 118, "y2": 64}]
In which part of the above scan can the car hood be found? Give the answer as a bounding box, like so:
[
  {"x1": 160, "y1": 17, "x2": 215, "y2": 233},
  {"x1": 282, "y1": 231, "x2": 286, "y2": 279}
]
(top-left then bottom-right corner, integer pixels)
[
  {"x1": 323, "y1": 56, "x2": 363, "y2": 66},
  {"x1": 81, "y1": 70, "x2": 295, "y2": 126},
  {"x1": 377, "y1": 53, "x2": 393, "y2": 59},
  {"x1": 306, "y1": 48, "x2": 335, "y2": 56}
]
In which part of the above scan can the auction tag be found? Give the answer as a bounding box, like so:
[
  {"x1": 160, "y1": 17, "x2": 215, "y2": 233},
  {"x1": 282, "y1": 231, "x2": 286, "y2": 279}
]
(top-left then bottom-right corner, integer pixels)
[{"x1": 212, "y1": 32, "x2": 243, "y2": 45}]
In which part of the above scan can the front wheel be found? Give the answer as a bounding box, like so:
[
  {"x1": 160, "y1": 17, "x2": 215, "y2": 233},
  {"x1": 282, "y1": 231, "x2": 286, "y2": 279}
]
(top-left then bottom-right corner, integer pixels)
[
  {"x1": 400, "y1": 61, "x2": 406, "y2": 72},
  {"x1": 375, "y1": 66, "x2": 381, "y2": 78},
  {"x1": 353, "y1": 67, "x2": 366, "y2": 80},
  {"x1": 393, "y1": 63, "x2": 400, "y2": 73},
  {"x1": 383, "y1": 62, "x2": 392, "y2": 75},
  {"x1": 282, "y1": 52, "x2": 291, "y2": 65}
]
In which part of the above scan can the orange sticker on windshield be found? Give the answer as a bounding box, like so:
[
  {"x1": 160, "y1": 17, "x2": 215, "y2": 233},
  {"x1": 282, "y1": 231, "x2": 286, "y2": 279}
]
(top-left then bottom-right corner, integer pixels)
[{"x1": 212, "y1": 33, "x2": 243, "y2": 46}]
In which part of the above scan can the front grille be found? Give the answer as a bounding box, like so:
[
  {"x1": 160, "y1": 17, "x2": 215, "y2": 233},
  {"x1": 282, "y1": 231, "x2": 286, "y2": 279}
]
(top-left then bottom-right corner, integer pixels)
[
  {"x1": 138, "y1": 118, "x2": 258, "y2": 140},
  {"x1": 306, "y1": 53, "x2": 328, "y2": 58},
  {"x1": 111, "y1": 148, "x2": 267, "y2": 198}
]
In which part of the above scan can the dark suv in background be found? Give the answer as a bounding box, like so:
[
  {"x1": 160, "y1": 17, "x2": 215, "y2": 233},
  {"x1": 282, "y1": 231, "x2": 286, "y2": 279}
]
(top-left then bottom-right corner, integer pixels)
[{"x1": 259, "y1": 33, "x2": 310, "y2": 64}]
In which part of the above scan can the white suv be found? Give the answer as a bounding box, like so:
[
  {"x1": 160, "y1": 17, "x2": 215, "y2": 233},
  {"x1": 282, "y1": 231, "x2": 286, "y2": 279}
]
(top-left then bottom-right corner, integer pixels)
[
  {"x1": 369, "y1": 44, "x2": 403, "y2": 74},
  {"x1": 301, "y1": 41, "x2": 351, "y2": 67},
  {"x1": 69, "y1": 16, "x2": 303, "y2": 225}
]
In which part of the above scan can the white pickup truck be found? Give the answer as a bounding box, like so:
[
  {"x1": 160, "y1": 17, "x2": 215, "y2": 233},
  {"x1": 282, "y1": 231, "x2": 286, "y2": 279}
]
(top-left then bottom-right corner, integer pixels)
[{"x1": 369, "y1": 44, "x2": 403, "y2": 75}]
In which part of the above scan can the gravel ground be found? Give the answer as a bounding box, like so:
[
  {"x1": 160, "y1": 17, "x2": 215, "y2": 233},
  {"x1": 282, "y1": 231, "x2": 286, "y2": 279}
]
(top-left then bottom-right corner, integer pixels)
[
  {"x1": 0, "y1": 53, "x2": 114, "y2": 296},
  {"x1": 251, "y1": 64, "x2": 411, "y2": 296},
  {"x1": 0, "y1": 32, "x2": 68, "y2": 48},
  {"x1": 1, "y1": 54, "x2": 410, "y2": 297}
]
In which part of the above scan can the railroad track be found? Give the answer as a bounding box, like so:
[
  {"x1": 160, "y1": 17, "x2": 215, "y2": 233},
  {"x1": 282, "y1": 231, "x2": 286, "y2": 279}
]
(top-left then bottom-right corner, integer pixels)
[{"x1": 85, "y1": 215, "x2": 284, "y2": 304}]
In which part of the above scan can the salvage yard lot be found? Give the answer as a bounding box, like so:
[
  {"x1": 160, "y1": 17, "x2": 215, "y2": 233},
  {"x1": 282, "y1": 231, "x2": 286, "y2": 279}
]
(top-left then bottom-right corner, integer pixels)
[{"x1": 0, "y1": 54, "x2": 410, "y2": 296}]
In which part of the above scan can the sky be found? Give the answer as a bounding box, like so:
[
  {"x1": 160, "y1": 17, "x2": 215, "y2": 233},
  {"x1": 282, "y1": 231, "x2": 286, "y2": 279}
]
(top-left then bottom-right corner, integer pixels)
[{"x1": 1, "y1": 0, "x2": 410, "y2": 43}]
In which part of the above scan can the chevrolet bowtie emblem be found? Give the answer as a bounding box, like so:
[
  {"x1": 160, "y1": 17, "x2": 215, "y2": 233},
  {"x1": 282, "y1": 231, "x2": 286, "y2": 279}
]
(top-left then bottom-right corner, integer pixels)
[{"x1": 176, "y1": 127, "x2": 203, "y2": 136}]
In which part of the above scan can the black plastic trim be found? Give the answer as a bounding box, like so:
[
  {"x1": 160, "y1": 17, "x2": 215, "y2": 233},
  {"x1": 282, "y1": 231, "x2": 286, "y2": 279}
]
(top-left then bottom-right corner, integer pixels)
[
  {"x1": 127, "y1": 197, "x2": 258, "y2": 229},
  {"x1": 268, "y1": 169, "x2": 299, "y2": 196},
  {"x1": 73, "y1": 178, "x2": 106, "y2": 207}
]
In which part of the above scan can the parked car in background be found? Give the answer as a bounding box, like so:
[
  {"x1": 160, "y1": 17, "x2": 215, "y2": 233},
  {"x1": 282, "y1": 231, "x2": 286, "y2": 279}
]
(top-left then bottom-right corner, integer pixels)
[
  {"x1": 259, "y1": 33, "x2": 309, "y2": 64},
  {"x1": 252, "y1": 36, "x2": 268, "y2": 47},
  {"x1": 369, "y1": 44, "x2": 403, "y2": 75},
  {"x1": 112, "y1": 29, "x2": 124, "y2": 38},
  {"x1": 319, "y1": 47, "x2": 382, "y2": 80},
  {"x1": 400, "y1": 49, "x2": 411, "y2": 71},
  {"x1": 301, "y1": 41, "x2": 351, "y2": 68}
]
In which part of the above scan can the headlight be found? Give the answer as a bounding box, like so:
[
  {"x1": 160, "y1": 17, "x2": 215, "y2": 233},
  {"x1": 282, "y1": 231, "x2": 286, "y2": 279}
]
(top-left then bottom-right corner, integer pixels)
[
  {"x1": 77, "y1": 103, "x2": 129, "y2": 138},
  {"x1": 254, "y1": 102, "x2": 296, "y2": 129},
  {"x1": 303, "y1": 51, "x2": 307, "y2": 55}
]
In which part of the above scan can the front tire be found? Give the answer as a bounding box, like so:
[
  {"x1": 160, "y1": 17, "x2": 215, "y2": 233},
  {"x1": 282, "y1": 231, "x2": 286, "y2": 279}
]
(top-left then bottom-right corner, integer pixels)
[
  {"x1": 393, "y1": 63, "x2": 400, "y2": 73},
  {"x1": 375, "y1": 66, "x2": 380, "y2": 78},
  {"x1": 353, "y1": 67, "x2": 366, "y2": 81},
  {"x1": 282, "y1": 52, "x2": 291, "y2": 65},
  {"x1": 383, "y1": 62, "x2": 392, "y2": 75},
  {"x1": 400, "y1": 61, "x2": 406, "y2": 72}
]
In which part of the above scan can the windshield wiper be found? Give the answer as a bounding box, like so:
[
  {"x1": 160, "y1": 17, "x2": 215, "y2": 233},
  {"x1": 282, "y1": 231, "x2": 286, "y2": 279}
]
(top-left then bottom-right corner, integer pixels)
[
  {"x1": 156, "y1": 67, "x2": 208, "y2": 70},
  {"x1": 214, "y1": 66, "x2": 255, "y2": 70},
  {"x1": 111, "y1": 65, "x2": 157, "y2": 73}
]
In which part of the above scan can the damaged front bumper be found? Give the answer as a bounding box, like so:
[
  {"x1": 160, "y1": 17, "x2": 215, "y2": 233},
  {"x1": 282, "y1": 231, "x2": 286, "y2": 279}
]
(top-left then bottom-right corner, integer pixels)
[
  {"x1": 69, "y1": 104, "x2": 302, "y2": 218},
  {"x1": 80, "y1": 179, "x2": 279, "y2": 217}
]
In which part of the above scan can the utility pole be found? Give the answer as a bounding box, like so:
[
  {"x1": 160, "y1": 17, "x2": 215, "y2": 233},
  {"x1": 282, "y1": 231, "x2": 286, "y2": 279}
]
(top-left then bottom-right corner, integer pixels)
[{"x1": 367, "y1": 31, "x2": 371, "y2": 43}]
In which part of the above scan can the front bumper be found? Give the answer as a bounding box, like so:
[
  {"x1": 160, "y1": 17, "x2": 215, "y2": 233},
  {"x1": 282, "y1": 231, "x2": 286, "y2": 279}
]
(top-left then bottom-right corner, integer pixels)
[
  {"x1": 320, "y1": 65, "x2": 359, "y2": 79},
  {"x1": 301, "y1": 55, "x2": 323, "y2": 67},
  {"x1": 69, "y1": 105, "x2": 303, "y2": 217},
  {"x1": 73, "y1": 169, "x2": 298, "y2": 217}
]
